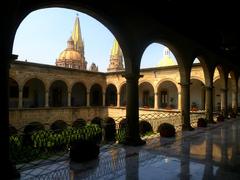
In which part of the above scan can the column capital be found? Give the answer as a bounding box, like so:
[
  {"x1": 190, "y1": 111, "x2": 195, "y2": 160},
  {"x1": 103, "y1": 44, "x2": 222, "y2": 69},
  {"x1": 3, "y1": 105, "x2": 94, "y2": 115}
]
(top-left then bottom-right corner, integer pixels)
[
  {"x1": 178, "y1": 82, "x2": 191, "y2": 87},
  {"x1": 220, "y1": 88, "x2": 228, "y2": 92},
  {"x1": 204, "y1": 86, "x2": 214, "y2": 90},
  {"x1": 122, "y1": 74, "x2": 143, "y2": 80}
]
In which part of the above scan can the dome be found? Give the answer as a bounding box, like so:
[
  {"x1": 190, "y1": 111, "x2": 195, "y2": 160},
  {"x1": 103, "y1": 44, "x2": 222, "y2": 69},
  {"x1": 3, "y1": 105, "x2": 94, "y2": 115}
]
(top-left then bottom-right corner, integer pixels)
[
  {"x1": 157, "y1": 47, "x2": 177, "y2": 67},
  {"x1": 57, "y1": 49, "x2": 82, "y2": 61},
  {"x1": 157, "y1": 56, "x2": 176, "y2": 67}
]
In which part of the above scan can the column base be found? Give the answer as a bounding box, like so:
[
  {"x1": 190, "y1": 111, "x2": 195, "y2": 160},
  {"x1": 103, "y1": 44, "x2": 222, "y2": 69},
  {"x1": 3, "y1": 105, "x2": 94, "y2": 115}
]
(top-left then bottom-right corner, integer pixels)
[
  {"x1": 182, "y1": 125, "x2": 194, "y2": 131},
  {"x1": 123, "y1": 137, "x2": 146, "y2": 146}
]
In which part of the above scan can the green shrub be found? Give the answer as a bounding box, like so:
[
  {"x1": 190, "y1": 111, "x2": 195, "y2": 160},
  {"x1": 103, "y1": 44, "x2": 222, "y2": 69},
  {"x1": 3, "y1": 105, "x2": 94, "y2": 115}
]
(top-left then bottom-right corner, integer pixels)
[
  {"x1": 104, "y1": 117, "x2": 116, "y2": 141},
  {"x1": 157, "y1": 123, "x2": 175, "y2": 137},
  {"x1": 72, "y1": 119, "x2": 86, "y2": 128},
  {"x1": 23, "y1": 122, "x2": 45, "y2": 145},
  {"x1": 139, "y1": 120, "x2": 153, "y2": 136},
  {"x1": 50, "y1": 120, "x2": 68, "y2": 132},
  {"x1": 91, "y1": 117, "x2": 102, "y2": 128}
]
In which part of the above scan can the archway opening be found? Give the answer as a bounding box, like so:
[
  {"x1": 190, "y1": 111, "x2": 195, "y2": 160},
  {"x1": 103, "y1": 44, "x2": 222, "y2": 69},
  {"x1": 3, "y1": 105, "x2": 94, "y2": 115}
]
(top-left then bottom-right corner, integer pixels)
[
  {"x1": 157, "y1": 81, "x2": 178, "y2": 109},
  {"x1": 90, "y1": 84, "x2": 103, "y2": 106},
  {"x1": 71, "y1": 82, "x2": 87, "y2": 106},
  {"x1": 139, "y1": 82, "x2": 154, "y2": 108},
  {"x1": 23, "y1": 78, "x2": 45, "y2": 108},
  {"x1": 105, "y1": 84, "x2": 117, "y2": 106},
  {"x1": 190, "y1": 79, "x2": 205, "y2": 111},
  {"x1": 49, "y1": 80, "x2": 68, "y2": 107},
  {"x1": 213, "y1": 67, "x2": 223, "y2": 112},
  {"x1": 9, "y1": 78, "x2": 19, "y2": 108},
  {"x1": 120, "y1": 83, "x2": 126, "y2": 106}
]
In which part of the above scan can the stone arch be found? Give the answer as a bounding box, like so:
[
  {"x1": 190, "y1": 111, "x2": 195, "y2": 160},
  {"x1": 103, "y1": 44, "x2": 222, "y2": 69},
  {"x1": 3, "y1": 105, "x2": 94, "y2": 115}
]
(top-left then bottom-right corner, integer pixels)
[
  {"x1": 22, "y1": 78, "x2": 45, "y2": 108},
  {"x1": 139, "y1": 81, "x2": 154, "y2": 108},
  {"x1": 213, "y1": 65, "x2": 226, "y2": 86},
  {"x1": 71, "y1": 82, "x2": 87, "y2": 106},
  {"x1": 9, "y1": 78, "x2": 19, "y2": 108},
  {"x1": 49, "y1": 80, "x2": 68, "y2": 107},
  {"x1": 119, "y1": 83, "x2": 127, "y2": 106},
  {"x1": 105, "y1": 84, "x2": 117, "y2": 106},
  {"x1": 140, "y1": 38, "x2": 192, "y2": 84},
  {"x1": 22, "y1": 76, "x2": 47, "y2": 91},
  {"x1": 156, "y1": 78, "x2": 180, "y2": 93},
  {"x1": 213, "y1": 65, "x2": 228, "y2": 112},
  {"x1": 90, "y1": 83, "x2": 103, "y2": 106},
  {"x1": 190, "y1": 76, "x2": 205, "y2": 85},
  {"x1": 157, "y1": 80, "x2": 179, "y2": 109},
  {"x1": 191, "y1": 56, "x2": 212, "y2": 86}
]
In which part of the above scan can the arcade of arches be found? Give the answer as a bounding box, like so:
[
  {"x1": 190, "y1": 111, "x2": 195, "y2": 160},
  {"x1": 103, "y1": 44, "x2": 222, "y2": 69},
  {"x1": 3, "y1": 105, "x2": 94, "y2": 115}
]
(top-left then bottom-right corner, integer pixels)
[
  {"x1": 2, "y1": 3, "x2": 240, "y2": 177},
  {"x1": 9, "y1": 61, "x2": 240, "y2": 129}
]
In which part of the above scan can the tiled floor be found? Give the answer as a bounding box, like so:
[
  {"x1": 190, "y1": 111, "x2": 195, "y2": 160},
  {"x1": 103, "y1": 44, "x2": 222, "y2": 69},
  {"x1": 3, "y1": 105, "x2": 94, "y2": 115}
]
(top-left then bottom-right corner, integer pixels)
[{"x1": 20, "y1": 119, "x2": 240, "y2": 179}]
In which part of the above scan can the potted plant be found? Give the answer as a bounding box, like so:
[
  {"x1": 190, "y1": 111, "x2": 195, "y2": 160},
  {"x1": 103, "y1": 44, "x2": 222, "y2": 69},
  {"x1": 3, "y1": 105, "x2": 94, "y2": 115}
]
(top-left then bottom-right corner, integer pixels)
[
  {"x1": 157, "y1": 123, "x2": 176, "y2": 137},
  {"x1": 197, "y1": 118, "x2": 207, "y2": 127}
]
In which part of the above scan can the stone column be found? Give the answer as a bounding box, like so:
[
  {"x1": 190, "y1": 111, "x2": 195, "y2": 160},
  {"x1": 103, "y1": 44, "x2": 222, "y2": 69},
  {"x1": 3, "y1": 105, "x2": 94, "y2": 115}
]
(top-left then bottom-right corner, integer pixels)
[
  {"x1": 68, "y1": 91, "x2": 71, "y2": 107},
  {"x1": 45, "y1": 91, "x2": 49, "y2": 107},
  {"x1": 180, "y1": 83, "x2": 192, "y2": 130},
  {"x1": 102, "y1": 92, "x2": 106, "y2": 106},
  {"x1": 221, "y1": 88, "x2": 228, "y2": 117},
  {"x1": 117, "y1": 93, "x2": 120, "y2": 107},
  {"x1": 124, "y1": 74, "x2": 145, "y2": 145},
  {"x1": 87, "y1": 91, "x2": 90, "y2": 107},
  {"x1": 154, "y1": 92, "x2": 158, "y2": 109},
  {"x1": 205, "y1": 86, "x2": 214, "y2": 123},
  {"x1": 18, "y1": 87, "x2": 23, "y2": 108},
  {"x1": 178, "y1": 91, "x2": 181, "y2": 110},
  {"x1": 232, "y1": 88, "x2": 238, "y2": 114},
  {"x1": 201, "y1": 87, "x2": 205, "y2": 110}
]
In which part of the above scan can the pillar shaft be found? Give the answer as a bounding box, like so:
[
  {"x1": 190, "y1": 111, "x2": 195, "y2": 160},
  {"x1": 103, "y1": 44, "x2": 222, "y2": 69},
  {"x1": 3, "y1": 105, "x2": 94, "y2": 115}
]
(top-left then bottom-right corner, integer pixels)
[
  {"x1": 45, "y1": 91, "x2": 49, "y2": 107},
  {"x1": 154, "y1": 93, "x2": 158, "y2": 109},
  {"x1": 124, "y1": 74, "x2": 145, "y2": 145},
  {"x1": 180, "y1": 83, "x2": 192, "y2": 130},
  {"x1": 102, "y1": 93, "x2": 106, "y2": 106},
  {"x1": 232, "y1": 89, "x2": 238, "y2": 114},
  {"x1": 68, "y1": 91, "x2": 71, "y2": 107},
  {"x1": 18, "y1": 88, "x2": 23, "y2": 108},
  {"x1": 221, "y1": 88, "x2": 228, "y2": 117},
  {"x1": 205, "y1": 86, "x2": 214, "y2": 123},
  {"x1": 117, "y1": 93, "x2": 120, "y2": 107},
  {"x1": 178, "y1": 92, "x2": 181, "y2": 110},
  {"x1": 87, "y1": 92, "x2": 90, "y2": 106}
]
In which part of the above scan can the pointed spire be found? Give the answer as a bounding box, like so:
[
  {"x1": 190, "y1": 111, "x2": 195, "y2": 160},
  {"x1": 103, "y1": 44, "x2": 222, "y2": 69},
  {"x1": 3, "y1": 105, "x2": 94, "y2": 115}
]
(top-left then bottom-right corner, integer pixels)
[
  {"x1": 72, "y1": 15, "x2": 84, "y2": 52},
  {"x1": 108, "y1": 39, "x2": 124, "y2": 72},
  {"x1": 111, "y1": 39, "x2": 122, "y2": 57}
]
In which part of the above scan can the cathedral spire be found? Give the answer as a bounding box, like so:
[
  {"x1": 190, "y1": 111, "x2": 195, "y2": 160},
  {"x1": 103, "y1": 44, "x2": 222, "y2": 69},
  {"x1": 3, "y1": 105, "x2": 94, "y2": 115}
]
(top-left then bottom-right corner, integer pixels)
[
  {"x1": 72, "y1": 14, "x2": 84, "y2": 53},
  {"x1": 111, "y1": 39, "x2": 121, "y2": 57},
  {"x1": 107, "y1": 39, "x2": 124, "y2": 72}
]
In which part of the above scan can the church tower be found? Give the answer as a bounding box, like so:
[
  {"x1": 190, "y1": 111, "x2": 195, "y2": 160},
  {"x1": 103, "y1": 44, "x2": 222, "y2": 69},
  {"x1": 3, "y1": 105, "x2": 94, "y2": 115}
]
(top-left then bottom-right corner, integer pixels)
[
  {"x1": 56, "y1": 15, "x2": 87, "y2": 70},
  {"x1": 107, "y1": 39, "x2": 124, "y2": 72}
]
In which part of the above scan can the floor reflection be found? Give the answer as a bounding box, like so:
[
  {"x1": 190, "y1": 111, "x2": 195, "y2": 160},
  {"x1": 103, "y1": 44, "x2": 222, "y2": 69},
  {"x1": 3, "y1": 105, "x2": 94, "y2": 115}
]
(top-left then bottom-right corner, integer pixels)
[{"x1": 20, "y1": 119, "x2": 240, "y2": 180}]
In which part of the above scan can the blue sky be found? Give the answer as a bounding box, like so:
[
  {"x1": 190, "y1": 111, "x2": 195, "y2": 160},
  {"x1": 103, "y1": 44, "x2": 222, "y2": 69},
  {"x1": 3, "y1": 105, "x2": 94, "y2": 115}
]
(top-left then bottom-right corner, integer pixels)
[{"x1": 13, "y1": 8, "x2": 177, "y2": 72}]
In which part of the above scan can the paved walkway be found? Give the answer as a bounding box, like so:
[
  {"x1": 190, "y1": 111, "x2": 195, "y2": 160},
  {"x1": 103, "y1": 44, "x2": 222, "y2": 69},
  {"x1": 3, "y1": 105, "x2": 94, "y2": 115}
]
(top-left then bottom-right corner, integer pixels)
[{"x1": 20, "y1": 118, "x2": 240, "y2": 180}]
